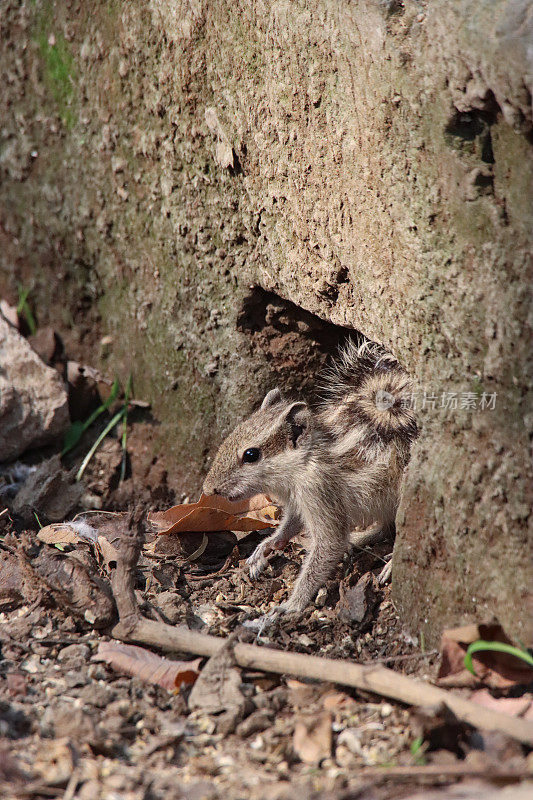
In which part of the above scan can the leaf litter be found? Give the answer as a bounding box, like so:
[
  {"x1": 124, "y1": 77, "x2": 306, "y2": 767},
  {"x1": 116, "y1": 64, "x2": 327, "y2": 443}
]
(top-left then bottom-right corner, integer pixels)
[
  {"x1": 148, "y1": 493, "x2": 279, "y2": 534},
  {"x1": 94, "y1": 642, "x2": 202, "y2": 691},
  {"x1": 2, "y1": 395, "x2": 533, "y2": 797}
]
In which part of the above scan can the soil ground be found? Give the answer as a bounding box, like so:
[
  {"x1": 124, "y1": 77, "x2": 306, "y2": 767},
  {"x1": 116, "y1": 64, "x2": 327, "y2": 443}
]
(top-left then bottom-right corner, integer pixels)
[{"x1": 1, "y1": 324, "x2": 532, "y2": 800}]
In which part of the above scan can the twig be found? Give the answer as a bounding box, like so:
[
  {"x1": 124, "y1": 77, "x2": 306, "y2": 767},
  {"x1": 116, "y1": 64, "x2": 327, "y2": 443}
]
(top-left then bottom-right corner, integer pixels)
[
  {"x1": 355, "y1": 764, "x2": 531, "y2": 782},
  {"x1": 186, "y1": 546, "x2": 237, "y2": 580},
  {"x1": 109, "y1": 516, "x2": 533, "y2": 747},
  {"x1": 109, "y1": 507, "x2": 144, "y2": 633},
  {"x1": 62, "y1": 768, "x2": 80, "y2": 800},
  {"x1": 359, "y1": 650, "x2": 439, "y2": 666}
]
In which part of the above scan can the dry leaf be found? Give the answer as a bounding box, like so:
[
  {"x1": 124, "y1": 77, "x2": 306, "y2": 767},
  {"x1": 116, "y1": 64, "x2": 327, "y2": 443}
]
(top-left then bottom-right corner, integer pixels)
[
  {"x1": 38, "y1": 517, "x2": 121, "y2": 569},
  {"x1": 286, "y1": 679, "x2": 320, "y2": 708},
  {"x1": 470, "y1": 690, "x2": 533, "y2": 720},
  {"x1": 94, "y1": 641, "x2": 201, "y2": 691},
  {"x1": 188, "y1": 644, "x2": 245, "y2": 714},
  {"x1": 38, "y1": 522, "x2": 92, "y2": 545},
  {"x1": 148, "y1": 493, "x2": 278, "y2": 535},
  {"x1": 293, "y1": 712, "x2": 332, "y2": 764},
  {"x1": 96, "y1": 534, "x2": 119, "y2": 568},
  {"x1": 322, "y1": 691, "x2": 354, "y2": 711},
  {"x1": 437, "y1": 623, "x2": 533, "y2": 689}
]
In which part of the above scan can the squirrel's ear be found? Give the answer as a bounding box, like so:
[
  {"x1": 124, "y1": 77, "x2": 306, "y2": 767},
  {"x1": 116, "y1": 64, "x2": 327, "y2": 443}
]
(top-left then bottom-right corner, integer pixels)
[
  {"x1": 261, "y1": 387, "x2": 283, "y2": 410},
  {"x1": 285, "y1": 402, "x2": 310, "y2": 447}
]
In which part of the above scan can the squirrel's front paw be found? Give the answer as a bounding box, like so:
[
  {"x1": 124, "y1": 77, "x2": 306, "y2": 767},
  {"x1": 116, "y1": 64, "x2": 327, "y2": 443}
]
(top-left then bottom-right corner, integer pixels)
[
  {"x1": 242, "y1": 603, "x2": 286, "y2": 634},
  {"x1": 246, "y1": 544, "x2": 268, "y2": 580}
]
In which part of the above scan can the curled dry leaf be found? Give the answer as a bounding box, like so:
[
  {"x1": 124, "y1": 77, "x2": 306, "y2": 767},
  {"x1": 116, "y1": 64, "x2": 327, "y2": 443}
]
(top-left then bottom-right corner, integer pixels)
[
  {"x1": 38, "y1": 522, "x2": 94, "y2": 545},
  {"x1": 94, "y1": 641, "x2": 202, "y2": 692},
  {"x1": 33, "y1": 546, "x2": 115, "y2": 628},
  {"x1": 38, "y1": 517, "x2": 121, "y2": 569},
  {"x1": 470, "y1": 690, "x2": 533, "y2": 720},
  {"x1": 148, "y1": 493, "x2": 278, "y2": 535},
  {"x1": 437, "y1": 623, "x2": 533, "y2": 689},
  {"x1": 293, "y1": 712, "x2": 332, "y2": 765}
]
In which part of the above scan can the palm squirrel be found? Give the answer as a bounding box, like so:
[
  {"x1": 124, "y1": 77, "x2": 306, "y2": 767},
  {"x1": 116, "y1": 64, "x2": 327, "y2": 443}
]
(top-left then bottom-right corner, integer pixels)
[{"x1": 203, "y1": 339, "x2": 418, "y2": 616}]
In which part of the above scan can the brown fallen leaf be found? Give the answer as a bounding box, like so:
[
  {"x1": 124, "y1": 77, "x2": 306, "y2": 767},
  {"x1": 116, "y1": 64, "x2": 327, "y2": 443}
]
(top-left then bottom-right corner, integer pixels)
[
  {"x1": 470, "y1": 690, "x2": 533, "y2": 720},
  {"x1": 38, "y1": 516, "x2": 121, "y2": 569},
  {"x1": 188, "y1": 643, "x2": 245, "y2": 715},
  {"x1": 33, "y1": 546, "x2": 116, "y2": 628},
  {"x1": 38, "y1": 522, "x2": 94, "y2": 545},
  {"x1": 148, "y1": 493, "x2": 278, "y2": 535},
  {"x1": 322, "y1": 691, "x2": 355, "y2": 711},
  {"x1": 94, "y1": 641, "x2": 202, "y2": 691},
  {"x1": 293, "y1": 712, "x2": 332, "y2": 764},
  {"x1": 437, "y1": 623, "x2": 533, "y2": 689},
  {"x1": 286, "y1": 679, "x2": 321, "y2": 708}
]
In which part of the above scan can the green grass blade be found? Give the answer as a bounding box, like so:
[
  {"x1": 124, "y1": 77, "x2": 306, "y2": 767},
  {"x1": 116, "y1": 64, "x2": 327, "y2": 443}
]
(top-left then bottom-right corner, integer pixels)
[
  {"x1": 61, "y1": 421, "x2": 85, "y2": 455},
  {"x1": 62, "y1": 378, "x2": 120, "y2": 455},
  {"x1": 16, "y1": 286, "x2": 30, "y2": 313},
  {"x1": 464, "y1": 640, "x2": 533, "y2": 676},
  {"x1": 17, "y1": 284, "x2": 37, "y2": 335},
  {"x1": 83, "y1": 378, "x2": 120, "y2": 430},
  {"x1": 76, "y1": 407, "x2": 126, "y2": 482}
]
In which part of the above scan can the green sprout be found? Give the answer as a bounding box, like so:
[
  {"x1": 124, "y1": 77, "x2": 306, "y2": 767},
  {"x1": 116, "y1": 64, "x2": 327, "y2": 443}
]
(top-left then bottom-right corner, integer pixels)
[
  {"x1": 464, "y1": 641, "x2": 533, "y2": 676},
  {"x1": 62, "y1": 379, "x2": 120, "y2": 455},
  {"x1": 17, "y1": 285, "x2": 37, "y2": 335},
  {"x1": 76, "y1": 406, "x2": 127, "y2": 482},
  {"x1": 74, "y1": 377, "x2": 135, "y2": 483},
  {"x1": 410, "y1": 736, "x2": 427, "y2": 765}
]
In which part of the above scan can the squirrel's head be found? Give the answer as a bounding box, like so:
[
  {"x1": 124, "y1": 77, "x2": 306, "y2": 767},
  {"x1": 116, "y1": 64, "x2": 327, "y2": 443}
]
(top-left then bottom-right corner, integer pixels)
[{"x1": 203, "y1": 387, "x2": 311, "y2": 501}]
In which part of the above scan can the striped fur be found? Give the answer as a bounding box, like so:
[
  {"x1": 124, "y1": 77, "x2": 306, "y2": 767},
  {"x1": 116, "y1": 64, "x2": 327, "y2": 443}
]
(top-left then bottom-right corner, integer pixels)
[
  {"x1": 318, "y1": 340, "x2": 418, "y2": 461},
  {"x1": 203, "y1": 337, "x2": 418, "y2": 619}
]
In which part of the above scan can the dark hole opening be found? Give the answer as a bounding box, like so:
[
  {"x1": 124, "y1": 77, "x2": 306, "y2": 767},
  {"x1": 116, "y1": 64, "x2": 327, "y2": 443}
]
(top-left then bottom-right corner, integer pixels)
[{"x1": 237, "y1": 287, "x2": 364, "y2": 401}]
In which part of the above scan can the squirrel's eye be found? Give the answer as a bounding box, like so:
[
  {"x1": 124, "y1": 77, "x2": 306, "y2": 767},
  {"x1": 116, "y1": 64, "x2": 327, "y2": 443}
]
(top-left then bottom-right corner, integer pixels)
[{"x1": 242, "y1": 447, "x2": 261, "y2": 463}]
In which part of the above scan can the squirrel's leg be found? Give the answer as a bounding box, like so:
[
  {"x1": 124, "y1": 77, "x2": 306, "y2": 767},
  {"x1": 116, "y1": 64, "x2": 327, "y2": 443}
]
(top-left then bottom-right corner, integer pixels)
[
  {"x1": 281, "y1": 527, "x2": 349, "y2": 613},
  {"x1": 247, "y1": 510, "x2": 302, "y2": 580},
  {"x1": 349, "y1": 520, "x2": 393, "y2": 549}
]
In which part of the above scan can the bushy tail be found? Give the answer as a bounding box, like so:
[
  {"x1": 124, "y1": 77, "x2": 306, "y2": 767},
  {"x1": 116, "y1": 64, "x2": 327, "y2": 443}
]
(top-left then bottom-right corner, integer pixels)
[{"x1": 318, "y1": 339, "x2": 418, "y2": 446}]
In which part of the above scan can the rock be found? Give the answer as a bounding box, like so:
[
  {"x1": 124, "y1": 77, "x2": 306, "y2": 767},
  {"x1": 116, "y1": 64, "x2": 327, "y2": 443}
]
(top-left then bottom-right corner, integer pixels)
[
  {"x1": 57, "y1": 643, "x2": 91, "y2": 664},
  {"x1": 336, "y1": 573, "x2": 380, "y2": 628},
  {"x1": 28, "y1": 326, "x2": 62, "y2": 365},
  {"x1": 153, "y1": 590, "x2": 184, "y2": 624},
  {"x1": 12, "y1": 455, "x2": 83, "y2": 522},
  {"x1": 0, "y1": 314, "x2": 69, "y2": 461},
  {"x1": 188, "y1": 643, "x2": 245, "y2": 715}
]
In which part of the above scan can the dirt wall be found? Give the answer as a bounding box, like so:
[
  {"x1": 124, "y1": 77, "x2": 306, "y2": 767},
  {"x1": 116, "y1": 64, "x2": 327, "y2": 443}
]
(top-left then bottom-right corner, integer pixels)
[{"x1": 1, "y1": 0, "x2": 531, "y2": 643}]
